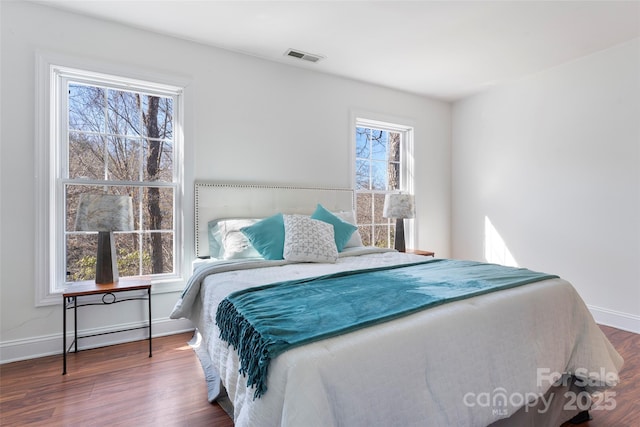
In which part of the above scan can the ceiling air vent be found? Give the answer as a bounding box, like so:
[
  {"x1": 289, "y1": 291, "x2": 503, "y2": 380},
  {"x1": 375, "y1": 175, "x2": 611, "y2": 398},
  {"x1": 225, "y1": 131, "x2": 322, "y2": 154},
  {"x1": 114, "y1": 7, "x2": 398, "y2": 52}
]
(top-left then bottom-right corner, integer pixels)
[{"x1": 284, "y1": 49, "x2": 324, "y2": 63}]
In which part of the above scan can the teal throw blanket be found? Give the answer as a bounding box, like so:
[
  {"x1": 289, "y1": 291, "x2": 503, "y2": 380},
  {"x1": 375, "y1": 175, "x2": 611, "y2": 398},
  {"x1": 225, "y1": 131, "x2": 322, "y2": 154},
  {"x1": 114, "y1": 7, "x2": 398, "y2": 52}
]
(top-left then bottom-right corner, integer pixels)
[{"x1": 216, "y1": 259, "x2": 558, "y2": 398}]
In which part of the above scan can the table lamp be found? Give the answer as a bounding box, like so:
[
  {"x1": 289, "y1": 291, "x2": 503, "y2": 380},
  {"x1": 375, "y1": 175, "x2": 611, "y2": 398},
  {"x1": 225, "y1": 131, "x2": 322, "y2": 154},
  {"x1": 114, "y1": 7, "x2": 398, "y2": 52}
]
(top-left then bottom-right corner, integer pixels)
[
  {"x1": 382, "y1": 193, "x2": 415, "y2": 252},
  {"x1": 75, "y1": 194, "x2": 134, "y2": 284}
]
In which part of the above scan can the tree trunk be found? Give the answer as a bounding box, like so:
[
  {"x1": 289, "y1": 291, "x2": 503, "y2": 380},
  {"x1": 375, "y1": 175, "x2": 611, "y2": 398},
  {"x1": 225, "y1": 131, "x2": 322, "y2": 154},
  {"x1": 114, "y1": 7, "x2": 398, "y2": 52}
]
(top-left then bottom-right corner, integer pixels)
[
  {"x1": 388, "y1": 132, "x2": 400, "y2": 190},
  {"x1": 144, "y1": 96, "x2": 163, "y2": 274}
]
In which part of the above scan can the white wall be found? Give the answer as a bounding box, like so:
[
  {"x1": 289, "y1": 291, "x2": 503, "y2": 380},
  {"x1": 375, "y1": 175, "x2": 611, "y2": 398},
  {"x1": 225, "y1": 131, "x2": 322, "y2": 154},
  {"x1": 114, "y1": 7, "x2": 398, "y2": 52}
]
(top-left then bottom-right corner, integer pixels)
[
  {"x1": 452, "y1": 39, "x2": 640, "y2": 332},
  {"x1": 0, "y1": 2, "x2": 451, "y2": 362}
]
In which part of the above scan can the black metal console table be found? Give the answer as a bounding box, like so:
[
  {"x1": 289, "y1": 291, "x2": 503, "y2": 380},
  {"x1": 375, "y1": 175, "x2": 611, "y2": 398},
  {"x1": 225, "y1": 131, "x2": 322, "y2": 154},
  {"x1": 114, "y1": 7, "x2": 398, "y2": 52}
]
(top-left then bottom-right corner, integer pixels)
[{"x1": 62, "y1": 277, "x2": 152, "y2": 375}]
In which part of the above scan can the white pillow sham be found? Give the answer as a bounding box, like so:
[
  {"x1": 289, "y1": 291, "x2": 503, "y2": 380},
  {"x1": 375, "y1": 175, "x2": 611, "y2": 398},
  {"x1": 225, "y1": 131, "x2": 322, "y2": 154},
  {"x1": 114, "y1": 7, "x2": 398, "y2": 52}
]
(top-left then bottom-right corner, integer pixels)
[{"x1": 209, "y1": 218, "x2": 263, "y2": 260}]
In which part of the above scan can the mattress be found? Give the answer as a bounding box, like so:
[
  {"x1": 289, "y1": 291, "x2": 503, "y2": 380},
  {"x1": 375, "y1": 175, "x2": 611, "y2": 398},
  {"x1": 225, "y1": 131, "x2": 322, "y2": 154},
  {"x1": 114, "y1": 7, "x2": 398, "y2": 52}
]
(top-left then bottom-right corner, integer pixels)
[{"x1": 170, "y1": 249, "x2": 623, "y2": 427}]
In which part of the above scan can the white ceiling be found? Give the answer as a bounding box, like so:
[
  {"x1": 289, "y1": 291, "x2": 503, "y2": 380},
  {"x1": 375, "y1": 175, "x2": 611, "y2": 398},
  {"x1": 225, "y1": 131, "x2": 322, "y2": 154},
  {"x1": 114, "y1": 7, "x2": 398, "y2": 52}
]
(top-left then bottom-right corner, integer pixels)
[{"x1": 35, "y1": 1, "x2": 640, "y2": 101}]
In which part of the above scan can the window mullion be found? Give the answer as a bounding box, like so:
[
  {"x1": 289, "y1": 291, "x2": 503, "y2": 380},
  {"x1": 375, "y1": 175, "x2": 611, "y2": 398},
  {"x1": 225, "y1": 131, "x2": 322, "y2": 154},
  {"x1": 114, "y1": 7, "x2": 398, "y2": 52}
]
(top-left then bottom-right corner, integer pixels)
[
  {"x1": 102, "y1": 89, "x2": 109, "y2": 182},
  {"x1": 138, "y1": 186, "x2": 144, "y2": 276}
]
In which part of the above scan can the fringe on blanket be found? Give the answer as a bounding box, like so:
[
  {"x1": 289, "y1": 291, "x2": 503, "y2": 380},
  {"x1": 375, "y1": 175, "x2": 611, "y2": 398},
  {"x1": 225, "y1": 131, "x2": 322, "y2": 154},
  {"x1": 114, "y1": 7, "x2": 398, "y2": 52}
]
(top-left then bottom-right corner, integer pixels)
[{"x1": 216, "y1": 299, "x2": 272, "y2": 399}]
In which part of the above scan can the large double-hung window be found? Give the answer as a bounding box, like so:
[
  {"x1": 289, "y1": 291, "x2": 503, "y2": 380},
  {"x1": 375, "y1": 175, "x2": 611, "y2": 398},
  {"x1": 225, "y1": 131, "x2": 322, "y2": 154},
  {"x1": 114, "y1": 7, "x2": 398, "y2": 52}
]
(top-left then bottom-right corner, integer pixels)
[
  {"x1": 36, "y1": 56, "x2": 184, "y2": 305},
  {"x1": 354, "y1": 118, "x2": 414, "y2": 248}
]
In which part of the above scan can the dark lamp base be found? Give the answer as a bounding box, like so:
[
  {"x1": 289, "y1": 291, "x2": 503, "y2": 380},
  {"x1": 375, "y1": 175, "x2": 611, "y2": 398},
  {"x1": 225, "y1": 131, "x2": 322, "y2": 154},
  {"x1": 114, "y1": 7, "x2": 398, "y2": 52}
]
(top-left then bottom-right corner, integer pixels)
[
  {"x1": 394, "y1": 218, "x2": 406, "y2": 252},
  {"x1": 96, "y1": 231, "x2": 119, "y2": 284}
]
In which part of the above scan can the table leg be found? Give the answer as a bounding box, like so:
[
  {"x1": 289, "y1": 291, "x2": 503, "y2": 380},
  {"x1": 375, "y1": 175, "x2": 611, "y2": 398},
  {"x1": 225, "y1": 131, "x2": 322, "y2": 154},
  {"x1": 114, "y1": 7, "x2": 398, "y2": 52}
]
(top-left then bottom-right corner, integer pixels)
[
  {"x1": 73, "y1": 296, "x2": 78, "y2": 353},
  {"x1": 63, "y1": 296, "x2": 67, "y2": 375},
  {"x1": 148, "y1": 287, "x2": 152, "y2": 357}
]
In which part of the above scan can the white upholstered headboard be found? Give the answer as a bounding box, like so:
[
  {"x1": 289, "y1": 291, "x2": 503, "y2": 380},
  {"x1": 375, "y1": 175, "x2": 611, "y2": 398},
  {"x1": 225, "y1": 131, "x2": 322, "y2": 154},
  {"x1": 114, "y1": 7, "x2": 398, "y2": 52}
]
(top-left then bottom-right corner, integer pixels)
[{"x1": 194, "y1": 182, "x2": 355, "y2": 257}]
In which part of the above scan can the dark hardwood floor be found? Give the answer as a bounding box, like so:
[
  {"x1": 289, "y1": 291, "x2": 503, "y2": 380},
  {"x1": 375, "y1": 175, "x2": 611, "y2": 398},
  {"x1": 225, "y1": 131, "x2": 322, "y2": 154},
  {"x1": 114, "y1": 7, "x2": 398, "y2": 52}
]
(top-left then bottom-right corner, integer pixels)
[
  {"x1": 0, "y1": 332, "x2": 233, "y2": 427},
  {"x1": 0, "y1": 325, "x2": 637, "y2": 426}
]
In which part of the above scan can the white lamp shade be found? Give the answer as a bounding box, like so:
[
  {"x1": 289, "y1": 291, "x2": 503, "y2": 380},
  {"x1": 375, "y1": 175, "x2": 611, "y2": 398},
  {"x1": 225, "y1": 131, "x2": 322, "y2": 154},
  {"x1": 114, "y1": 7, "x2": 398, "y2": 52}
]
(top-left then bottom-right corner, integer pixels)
[
  {"x1": 75, "y1": 194, "x2": 134, "y2": 232},
  {"x1": 383, "y1": 193, "x2": 415, "y2": 219}
]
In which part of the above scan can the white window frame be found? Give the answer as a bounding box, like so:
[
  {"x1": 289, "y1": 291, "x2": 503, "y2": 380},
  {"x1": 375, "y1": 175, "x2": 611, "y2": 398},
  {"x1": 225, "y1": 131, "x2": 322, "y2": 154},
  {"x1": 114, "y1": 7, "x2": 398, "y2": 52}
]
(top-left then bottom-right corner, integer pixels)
[
  {"x1": 35, "y1": 52, "x2": 188, "y2": 306},
  {"x1": 351, "y1": 115, "x2": 415, "y2": 249}
]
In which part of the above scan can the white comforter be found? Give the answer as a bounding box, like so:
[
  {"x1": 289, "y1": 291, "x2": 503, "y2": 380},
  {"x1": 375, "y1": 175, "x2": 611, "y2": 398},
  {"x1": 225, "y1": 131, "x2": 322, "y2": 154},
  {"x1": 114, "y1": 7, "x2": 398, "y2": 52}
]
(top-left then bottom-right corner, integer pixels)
[{"x1": 170, "y1": 250, "x2": 623, "y2": 427}]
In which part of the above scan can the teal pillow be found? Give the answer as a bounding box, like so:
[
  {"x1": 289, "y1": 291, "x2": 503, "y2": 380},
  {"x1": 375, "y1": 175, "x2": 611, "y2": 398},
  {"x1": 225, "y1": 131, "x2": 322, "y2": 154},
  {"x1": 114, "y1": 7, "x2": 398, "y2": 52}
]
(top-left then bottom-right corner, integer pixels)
[
  {"x1": 311, "y1": 204, "x2": 358, "y2": 252},
  {"x1": 240, "y1": 213, "x2": 285, "y2": 260}
]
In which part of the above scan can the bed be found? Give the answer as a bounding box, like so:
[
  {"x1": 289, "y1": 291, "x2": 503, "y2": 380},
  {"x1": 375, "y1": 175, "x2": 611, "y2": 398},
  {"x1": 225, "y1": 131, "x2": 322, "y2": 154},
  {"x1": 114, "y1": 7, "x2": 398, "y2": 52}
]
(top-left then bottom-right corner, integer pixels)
[{"x1": 170, "y1": 182, "x2": 623, "y2": 427}]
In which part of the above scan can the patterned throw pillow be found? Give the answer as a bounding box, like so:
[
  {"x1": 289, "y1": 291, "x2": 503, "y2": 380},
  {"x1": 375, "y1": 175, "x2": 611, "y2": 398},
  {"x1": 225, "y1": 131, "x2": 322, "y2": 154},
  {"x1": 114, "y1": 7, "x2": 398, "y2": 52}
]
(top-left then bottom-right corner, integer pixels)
[{"x1": 283, "y1": 215, "x2": 338, "y2": 263}]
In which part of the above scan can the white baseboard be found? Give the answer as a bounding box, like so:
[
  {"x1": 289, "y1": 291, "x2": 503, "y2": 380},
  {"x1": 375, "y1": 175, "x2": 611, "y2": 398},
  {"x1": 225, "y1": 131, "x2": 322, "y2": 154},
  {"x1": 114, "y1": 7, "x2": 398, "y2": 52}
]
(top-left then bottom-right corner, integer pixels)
[
  {"x1": 588, "y1": 305, "x2": 640, "y2": 334},
  {"x1": 0, "y1": 317, "x2": 194, "y2": 364}
]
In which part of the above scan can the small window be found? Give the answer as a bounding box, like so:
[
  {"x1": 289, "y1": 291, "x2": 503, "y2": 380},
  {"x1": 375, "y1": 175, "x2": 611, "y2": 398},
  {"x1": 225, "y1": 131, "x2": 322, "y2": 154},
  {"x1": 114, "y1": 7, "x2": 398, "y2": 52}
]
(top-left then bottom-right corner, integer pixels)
[{"x1": 354, "y1": 118, "x2": 414, "y2": 248}]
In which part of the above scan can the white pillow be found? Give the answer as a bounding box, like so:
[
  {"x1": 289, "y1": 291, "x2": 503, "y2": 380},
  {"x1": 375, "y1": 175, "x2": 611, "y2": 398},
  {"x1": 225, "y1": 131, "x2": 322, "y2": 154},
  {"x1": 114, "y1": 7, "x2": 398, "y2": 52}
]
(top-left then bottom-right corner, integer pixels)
[
  {"x1": 333, "y1": 211, "x2": 364, "y2": 248},
  {"x1": 212, "y1": 219, "x2": 263, "y2": 260},
  {"x1": 283, "y1": 215, "x2": 338, "y2": 263}
]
